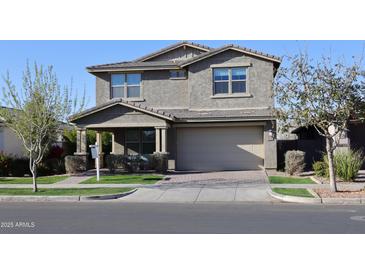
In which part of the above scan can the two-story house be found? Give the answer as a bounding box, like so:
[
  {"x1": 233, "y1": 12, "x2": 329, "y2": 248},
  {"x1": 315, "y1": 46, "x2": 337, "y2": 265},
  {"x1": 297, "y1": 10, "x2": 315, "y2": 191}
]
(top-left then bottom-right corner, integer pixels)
[{"x1": 69, "y1": 41, "x2": 281, "y2": 171}]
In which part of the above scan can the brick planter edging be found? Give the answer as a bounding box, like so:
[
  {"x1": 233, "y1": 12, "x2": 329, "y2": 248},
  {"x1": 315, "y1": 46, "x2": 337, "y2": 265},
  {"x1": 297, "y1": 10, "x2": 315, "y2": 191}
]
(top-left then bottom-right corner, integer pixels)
[
  {"x1": 0, "y1": 189, "x2": 137, "y2": 202},
  {"x1": 268, "y1": 189, "x2": 365, "y2": 204}
]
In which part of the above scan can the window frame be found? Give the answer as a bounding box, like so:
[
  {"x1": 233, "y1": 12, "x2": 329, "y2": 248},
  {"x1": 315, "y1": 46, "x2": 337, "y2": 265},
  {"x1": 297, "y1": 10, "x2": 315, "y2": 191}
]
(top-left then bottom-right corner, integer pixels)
[
  {"x1": 125, "y1": 128, "x2": 140, "y2": 155},
  {"x1": 212, "y1": 67, "x2": 248, "y2": 96},
  {"x1": 110, "y1": 72, "x2": 143, "y2": 100},
  {"x1": 124, "y1": 128, "x2": 156, "y2": 155},
  {"x1": 141, "y1": 128, "x2": 156, "y2": 155},
  {"x1": 169, "y1": 69, "x2": 187, "y2": 80}
]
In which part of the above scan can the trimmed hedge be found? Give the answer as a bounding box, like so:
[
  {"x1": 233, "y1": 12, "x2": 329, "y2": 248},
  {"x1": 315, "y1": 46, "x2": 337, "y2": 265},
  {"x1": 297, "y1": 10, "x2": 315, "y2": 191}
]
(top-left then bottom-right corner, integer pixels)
[{"x1": 65, "y1": 155, "x2": 87, "y2": 174}]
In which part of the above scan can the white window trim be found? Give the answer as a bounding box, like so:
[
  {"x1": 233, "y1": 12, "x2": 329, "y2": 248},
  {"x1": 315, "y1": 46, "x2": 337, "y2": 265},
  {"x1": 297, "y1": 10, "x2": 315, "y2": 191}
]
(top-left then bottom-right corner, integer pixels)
[
  {"x1": 111, "y1": 73, "x2": 143, "y2": 100},
  {"x1": 212, "y1": 67, "x2": 249, "y2": 97}
]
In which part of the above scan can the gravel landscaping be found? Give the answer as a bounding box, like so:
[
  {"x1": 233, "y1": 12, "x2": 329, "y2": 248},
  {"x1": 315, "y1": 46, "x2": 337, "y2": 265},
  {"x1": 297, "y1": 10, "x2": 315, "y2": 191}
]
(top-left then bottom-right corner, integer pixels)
[{"x1": 314, "y1": 188, "x2": 365, "y2": 198}]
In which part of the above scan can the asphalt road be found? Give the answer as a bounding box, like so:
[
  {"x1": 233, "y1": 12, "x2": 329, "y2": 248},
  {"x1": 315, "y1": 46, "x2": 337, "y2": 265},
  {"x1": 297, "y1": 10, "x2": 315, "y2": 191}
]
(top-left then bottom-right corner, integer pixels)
[{"x1": 1, "y1": 201, "x2": 365, "y2": 233}]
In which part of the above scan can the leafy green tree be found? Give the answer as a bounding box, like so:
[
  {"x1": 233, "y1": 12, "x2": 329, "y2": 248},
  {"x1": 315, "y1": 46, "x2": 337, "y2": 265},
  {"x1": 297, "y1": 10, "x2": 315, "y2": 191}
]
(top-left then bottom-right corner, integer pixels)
[
  {"x1": 274, "y1": 53, "x2": 365, "y2": 192},
  {"x1": 0, "y1": 63, "x2": 84, "y2": 192}
]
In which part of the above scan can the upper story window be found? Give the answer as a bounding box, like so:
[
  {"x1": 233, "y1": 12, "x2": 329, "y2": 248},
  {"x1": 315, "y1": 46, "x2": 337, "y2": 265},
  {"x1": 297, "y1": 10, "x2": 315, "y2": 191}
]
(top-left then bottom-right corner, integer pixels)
[
  {"x1": 170, "y1": 70, "x2": 186, "y2": 79},
  {"x1": 111, "y1": 73, "x2": 141, "y2": 99},
  {"x1": 213, "y1": 67, "x2": 247, "y2": 95}
]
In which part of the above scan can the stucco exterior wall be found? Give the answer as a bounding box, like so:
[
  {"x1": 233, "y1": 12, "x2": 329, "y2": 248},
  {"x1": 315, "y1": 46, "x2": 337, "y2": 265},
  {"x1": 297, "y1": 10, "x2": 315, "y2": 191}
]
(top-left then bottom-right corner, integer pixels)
[
  {"x1": 188, "y1": 50, "x2": 274, "y2": 110},
  {"x1": 0, "y1": 125, "x2": 27, "y2": 157},
  {"x1": 94, "y1": 50, "x2": 275, "y2": 111},
  {"x1": 264, "y1": 120, "x2": 277, "y2": 169},
  {"x1": 95, "y1": 72, "x2": 110, "y2": 106},
  {"x1": 112, "y1": 128, "x2": 125, "y2": 154},
  {"x1": 141, "y1": 70, "x2": 188, "y2": 108}
]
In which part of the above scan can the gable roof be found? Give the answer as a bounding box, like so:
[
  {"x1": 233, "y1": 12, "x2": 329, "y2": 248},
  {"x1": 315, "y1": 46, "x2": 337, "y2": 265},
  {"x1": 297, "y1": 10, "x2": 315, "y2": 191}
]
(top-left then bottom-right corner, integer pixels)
[
  {"x1": 133, "y1": 41, "x2": 211, "y2": 62},
  {"x1": 69, "y1": 98, "x2": 175, "y2": 122},
  {"x1": 86, "y1": 42, "x2": 281, "y2": 72},
  {"x1": 179, "y1": 44, "x2": 281, "y2": 67}
]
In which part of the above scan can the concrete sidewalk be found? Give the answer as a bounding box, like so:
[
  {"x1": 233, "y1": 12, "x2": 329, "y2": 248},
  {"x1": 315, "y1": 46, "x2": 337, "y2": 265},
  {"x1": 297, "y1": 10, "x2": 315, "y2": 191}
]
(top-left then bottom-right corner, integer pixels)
[{"x1": 119, "y1": 181, "x2": 274, "y2": 203}]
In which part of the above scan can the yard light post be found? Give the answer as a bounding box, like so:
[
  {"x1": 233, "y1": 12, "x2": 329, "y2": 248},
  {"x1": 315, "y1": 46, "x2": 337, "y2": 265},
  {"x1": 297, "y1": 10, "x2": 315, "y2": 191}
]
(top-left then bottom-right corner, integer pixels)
[{"x1": 90, "y1": 142, "x2": 100, "y2": 182}]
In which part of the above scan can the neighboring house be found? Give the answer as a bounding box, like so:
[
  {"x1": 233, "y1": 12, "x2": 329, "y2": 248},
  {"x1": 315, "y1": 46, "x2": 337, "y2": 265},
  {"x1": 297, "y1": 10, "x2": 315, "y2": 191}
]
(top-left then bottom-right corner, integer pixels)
[
  {"x1": 69, "y1": 41, "x2": 281, "y2": 171},
  {"x1": 0, "y1": 106, "x2": 70, "y2": 158},
  {"x1": 0, "y1": 120, "x2": 27, "y2": 157}
]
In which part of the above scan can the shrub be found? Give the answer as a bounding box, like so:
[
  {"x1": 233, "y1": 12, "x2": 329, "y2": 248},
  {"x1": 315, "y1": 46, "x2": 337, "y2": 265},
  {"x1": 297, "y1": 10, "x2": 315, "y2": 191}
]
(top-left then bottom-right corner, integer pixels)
[
  {"x1": 312, "y1": 161, "x2": 327, "y2": 177},
  {"x1": 333, "y1": 149, "x2": 364, "y2": 181},
  {"x1": 65, "y1": 155, "x2": 87, "y2": 174},
  {"x1": 48, "y1": 145, "x2": 64, "y2": 159},
  {"x1": 150, "y1": 153, "x2": 168, "y2": 173},
  {"x1": 46, "y1": 158, "x2": 66, "y2": 174},
  {"x1": 36, "y1": 162, "x2": 53, "y2": 176},
  {"x1": 105, "y1": 154, "x2": 147, "y2": 173},
  {"x1": 11, "y1": 158, "x2": 30, "y2": 177},
  {"x1": 285, "y1": 150, "x2": 306, "y2": 175},
  {"x1": 0, "y1": 152, "x2": 12, "y2": 176}
]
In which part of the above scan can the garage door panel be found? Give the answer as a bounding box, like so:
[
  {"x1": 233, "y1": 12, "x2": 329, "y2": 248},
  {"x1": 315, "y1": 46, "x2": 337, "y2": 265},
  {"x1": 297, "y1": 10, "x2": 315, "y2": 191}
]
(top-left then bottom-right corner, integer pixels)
[{"x1": 177, "y1": 126, "x2": 264, "y2": 171}]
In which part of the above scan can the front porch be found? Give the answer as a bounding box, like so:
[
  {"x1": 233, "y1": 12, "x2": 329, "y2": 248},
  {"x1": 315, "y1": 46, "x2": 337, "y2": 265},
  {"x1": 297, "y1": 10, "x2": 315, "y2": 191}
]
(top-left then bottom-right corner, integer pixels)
[
  {"x1": 74, "y1": 126, "x2": 170, "y2": 169},
  {"x1": 69, "y1": 100, "x2": 175, "y2": 171}
]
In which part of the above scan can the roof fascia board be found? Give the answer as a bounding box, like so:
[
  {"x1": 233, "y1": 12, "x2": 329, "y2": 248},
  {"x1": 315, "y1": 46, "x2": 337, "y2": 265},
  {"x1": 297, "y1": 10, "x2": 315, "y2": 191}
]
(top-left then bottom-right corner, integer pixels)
[{"x1": 87, "y1": 66, "x2": 181, "y2": 73}]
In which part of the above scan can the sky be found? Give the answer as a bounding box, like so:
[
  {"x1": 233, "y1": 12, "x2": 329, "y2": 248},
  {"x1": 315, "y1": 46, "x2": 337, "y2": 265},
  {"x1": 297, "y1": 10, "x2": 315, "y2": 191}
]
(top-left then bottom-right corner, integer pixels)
[{"x1": 0, "y1": 40, "x2": 364, "y2": 108}]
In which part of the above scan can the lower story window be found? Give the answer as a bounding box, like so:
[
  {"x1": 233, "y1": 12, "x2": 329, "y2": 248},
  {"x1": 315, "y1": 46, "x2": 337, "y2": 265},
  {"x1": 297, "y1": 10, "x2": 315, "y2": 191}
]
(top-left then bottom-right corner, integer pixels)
[{"x1": 125, "y1": 128, "x2": 155, "y2": 155}]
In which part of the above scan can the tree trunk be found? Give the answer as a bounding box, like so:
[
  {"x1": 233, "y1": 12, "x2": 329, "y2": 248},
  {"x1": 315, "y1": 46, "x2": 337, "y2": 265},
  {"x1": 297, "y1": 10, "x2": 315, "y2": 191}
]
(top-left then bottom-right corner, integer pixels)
[
  {"x1": 326, "y1": 137, "x2": 337, "y2": 192},
  {"x1": 30, "y1": 160, "x2": 38, "y2": 192}
]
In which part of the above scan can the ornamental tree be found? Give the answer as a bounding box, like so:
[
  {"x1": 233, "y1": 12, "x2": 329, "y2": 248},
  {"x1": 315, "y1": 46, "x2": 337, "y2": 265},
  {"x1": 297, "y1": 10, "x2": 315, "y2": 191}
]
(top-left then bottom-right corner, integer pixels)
[
  {"x1": 0, "y1": 63, "x2": 84, "y2": 192},
  {"x1": 274, "y1": 53, "x2": 365, "y2": 192}
]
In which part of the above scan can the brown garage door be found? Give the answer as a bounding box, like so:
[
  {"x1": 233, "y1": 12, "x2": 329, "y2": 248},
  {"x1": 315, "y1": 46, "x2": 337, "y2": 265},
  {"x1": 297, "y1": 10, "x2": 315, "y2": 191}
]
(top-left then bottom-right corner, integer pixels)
[{"x1": 176, "y1": 126, "x2": 264, "y2": 171}]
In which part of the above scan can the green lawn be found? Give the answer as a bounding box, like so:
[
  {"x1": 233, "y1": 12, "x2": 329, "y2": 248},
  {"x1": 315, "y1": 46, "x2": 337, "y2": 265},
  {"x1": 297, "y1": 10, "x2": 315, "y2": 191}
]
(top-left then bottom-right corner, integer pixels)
[
  {"x1": 82, "y1": 174, "x2": 164, "y2": 185},
  {"x1": 0, "y1": 175, "x2": 69, "y2": 184},
  {"x1": 0, "y1": 188, "x2": 133, "y2": 196},
  {"x1": 272, "y1": 188, "x2": 314, "y2": 198},
  {"x1": 269, "y1": 176, "x2": 314, "y2": 185}
]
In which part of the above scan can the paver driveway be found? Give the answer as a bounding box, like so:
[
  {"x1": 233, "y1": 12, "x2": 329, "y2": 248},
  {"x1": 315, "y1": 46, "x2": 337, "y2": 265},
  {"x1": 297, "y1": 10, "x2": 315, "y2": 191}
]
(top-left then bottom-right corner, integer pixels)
[{"x1": 119, "y1": 170, "x2": 274, "y2": 203}]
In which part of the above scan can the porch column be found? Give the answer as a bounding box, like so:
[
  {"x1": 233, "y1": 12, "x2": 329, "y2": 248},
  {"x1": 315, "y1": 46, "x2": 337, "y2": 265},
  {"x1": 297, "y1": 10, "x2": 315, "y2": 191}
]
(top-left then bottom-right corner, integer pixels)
[
  {"x1": 76, "y1": 128, "x2": 87, "y2": 154},
  {"x1": 161, "y1": 127, "x2": 167, "y2": 153},
  {"x1": 155, "y1": 127, "x2": 161, "y2": 153},
  {"x1": 111, "y1": 132, "x2": 115, "y2": 154},
  {"x1": 153, "y1": 126, "x2": 169, "y2": 173},
  {"x1": 96, "y1": 131, "x2": 104, "y2": 168},
  {"x1": 73, "y1": 128, "x2": 88, "y2": 172},
  {"x1": 76, "y1": 129, "x2": 81, "y2": 153}
]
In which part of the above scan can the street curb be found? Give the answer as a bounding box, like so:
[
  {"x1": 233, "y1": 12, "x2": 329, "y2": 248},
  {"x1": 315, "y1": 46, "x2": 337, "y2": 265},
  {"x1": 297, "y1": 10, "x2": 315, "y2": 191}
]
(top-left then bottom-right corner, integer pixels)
[
  {"x1": 268, "y1": 189, "x2": 322, "y2": 204},
  {"x1": 81, "y1": 189, "x2": 137, "y2": 201},
  {"x1": 268, "y1": 188, "x2": 365, "y2": 205},
  {"x1": 0, "y1": 189, "x2": 137, "y2": 202},
  {"x1": 310, "y1": 176, "x2": 323, "y2": 184}
]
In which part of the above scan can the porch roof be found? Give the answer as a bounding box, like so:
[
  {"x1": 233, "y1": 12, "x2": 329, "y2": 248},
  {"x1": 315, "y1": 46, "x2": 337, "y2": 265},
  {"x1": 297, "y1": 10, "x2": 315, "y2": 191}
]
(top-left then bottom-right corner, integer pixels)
[{"x1": 69, "y1": 98, "x2": 176, "y2": 123}]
